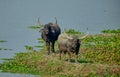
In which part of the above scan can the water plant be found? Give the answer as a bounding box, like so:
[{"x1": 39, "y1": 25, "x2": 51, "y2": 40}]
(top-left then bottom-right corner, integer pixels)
[
  {"x1": 0, "y1": 48, "x2": 12, "y2": 51},
  {"x1": 0, "y1": 40, "x2": 12, "y2": 51},
  {"x1": 24, "y1": 45, "x2": 34, "y2": 51},
  {"x1": 65, "y1": 29, "x2": 82, "y2": 34},
  {"x1": 28, "y1": 25, "x2": 41, "y2": 29},
  {"x1": 101, "y1": 28, "x2": 120, "y2": 33},
  {"x1": 0, "y1": 40, "x2": 7, "y2": 43}
]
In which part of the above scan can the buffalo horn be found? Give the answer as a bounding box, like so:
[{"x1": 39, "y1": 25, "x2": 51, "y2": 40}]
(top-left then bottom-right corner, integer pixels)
[
  {"x1": 64, "y1": 33, "x2": 73, "y2": 39},
  {"x1": 79, "y1": 30, "x2": 89, "y2": 39},
  {"x1": 54, "y1": 17, "x2": 57, "y2": 24},
  {"x1": 37, "y1": 16, "x2": 43, "y2": 27}
]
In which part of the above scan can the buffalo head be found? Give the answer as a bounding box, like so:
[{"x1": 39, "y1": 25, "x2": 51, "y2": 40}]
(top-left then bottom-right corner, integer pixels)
[{"x1": 38, "y1": 16, "x2": 61, "y2": 55}]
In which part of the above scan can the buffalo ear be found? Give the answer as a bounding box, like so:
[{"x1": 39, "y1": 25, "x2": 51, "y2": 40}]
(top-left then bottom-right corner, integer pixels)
[{"x1": 39, "y1": 29, "x2": 44, "y2": 32}]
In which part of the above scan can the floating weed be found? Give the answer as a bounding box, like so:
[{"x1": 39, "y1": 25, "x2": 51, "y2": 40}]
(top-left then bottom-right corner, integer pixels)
[
  {"x1": 0, "y1": 48, "x2": 2, "y2": 50},
  {"x1": 37, "y1": 38, "x2": 43, "y2": 40},
  {"x1": 27, "y1": 25, "x2": 41, "y2": 29},
  {"x1": 24, "y1": 45, "x2": 34, "y2": 51},
  {"x1": 37, "y1": 38, "x2": 45, "y2": 44},
  {"x1": 34, "y1": 45, "x2": 44, "y2": 48},
  {"x1": 0, "y1": 40, "x2": 7, "y2": 43},
  {"x1": 0, "y1": 48, "x2": 12, "y2": 51},
  {"x1": 0, "y1": 40, "x2": 13, "y2": 51}
]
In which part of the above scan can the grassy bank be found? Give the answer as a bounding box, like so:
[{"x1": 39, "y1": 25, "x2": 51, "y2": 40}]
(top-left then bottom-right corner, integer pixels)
[{"x1": 0, "y1": 29, "x2": 120, "y2": 77}]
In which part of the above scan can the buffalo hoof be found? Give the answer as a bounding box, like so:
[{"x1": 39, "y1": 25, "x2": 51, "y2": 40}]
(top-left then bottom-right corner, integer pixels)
[{"x1": 47, "y1": 51, "x2": 50, "y2": 55}]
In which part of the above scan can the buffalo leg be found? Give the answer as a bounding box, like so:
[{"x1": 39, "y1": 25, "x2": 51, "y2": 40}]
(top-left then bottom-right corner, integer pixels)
[
  {"x1": 75, "y1": 52, "x2": 78, "y2": 63},
  {"x1": 68, "y1": 52, "x2": 71, "y2": 62},
  {"x1": 51, "y1": 42, "x2": 55, "y2": 53},
  {"x1": 60, "y1": 51, "x2": 62, "y2": 60},
  {"x1": 46, "y1": 42, "x2": 50, "y2": 55},
  {"x1": 63, "y1": 52, "x2": 66, "y2": 61},
  {"x1": 75, "y1": 55, "x2": 78, "y2": 63}
]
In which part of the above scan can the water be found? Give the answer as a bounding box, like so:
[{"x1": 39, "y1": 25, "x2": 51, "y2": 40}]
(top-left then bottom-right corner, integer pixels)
[
  {"x1": 0, "y1": 0, "x2": 120, "y2": 77},
  {"x1": 0, "y1": 72, "x2": 40, "y2": 77}
]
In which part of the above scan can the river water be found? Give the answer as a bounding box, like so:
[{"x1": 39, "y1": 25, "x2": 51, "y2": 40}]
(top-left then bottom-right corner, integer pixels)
[{"x1": 0, "y1": 0, "x2": 120, "y2": 77}]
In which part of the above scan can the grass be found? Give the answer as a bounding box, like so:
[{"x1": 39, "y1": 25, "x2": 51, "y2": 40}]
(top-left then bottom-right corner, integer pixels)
[
  {"x1": 102, "y1": 28, "x2": 120, "y2": 33},
  {"x1": 0, "y1": 29, "x2": 120, "y2": 77},
  {"x1": 65, "y1": 29, "x2": 82, "y2": 34},
  {"x1": 0, "y1": 50, "x2": 120, "y2": 77}
]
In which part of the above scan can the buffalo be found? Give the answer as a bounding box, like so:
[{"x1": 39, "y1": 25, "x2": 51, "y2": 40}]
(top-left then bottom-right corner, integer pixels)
[
  {"x1": 58, "y1": 32, "x2": 88, "y2": 63},
  {"x1": 39, "y1": 17, "x2": 61, "y2": 55}
]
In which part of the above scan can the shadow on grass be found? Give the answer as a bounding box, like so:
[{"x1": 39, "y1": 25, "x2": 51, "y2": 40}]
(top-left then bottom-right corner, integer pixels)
[
  {"x1": 78, "y1": 59, "x2": 93, "y2": 63},
  {"x1": 55, "y1": 50, "x2": 93, "y2": 64},
  {"x1": 65, "y1": 59, "x2": 93, "y2": 63}
]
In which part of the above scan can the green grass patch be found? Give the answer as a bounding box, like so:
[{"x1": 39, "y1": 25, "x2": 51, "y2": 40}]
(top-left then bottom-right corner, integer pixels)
[
  {"x1": 102, "y1": 29, "x2": 120, "y2": 33},
  {"x1": 65, "y1": 29, "x2": 82, "y2": 34}
]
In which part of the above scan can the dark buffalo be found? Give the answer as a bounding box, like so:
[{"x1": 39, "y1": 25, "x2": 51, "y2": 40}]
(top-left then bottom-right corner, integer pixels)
[
  {"x1": 58, "y1": 32, "x2": 88, "y2": 62},
  {"x1": 39, "y1": 17, "x2": 61, "y2": 55}
]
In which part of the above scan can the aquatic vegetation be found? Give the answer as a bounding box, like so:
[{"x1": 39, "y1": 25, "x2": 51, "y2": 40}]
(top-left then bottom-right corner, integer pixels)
[
  {"x1": 65, "y1": 29, "x2": 82, "y2": 34},
  {"x1": 0, "y1": 39, "x2": 12, "y2": 51},
  {"x1": 102, "y1": 28, "x2": 120, "y2": 33},
  {"x1": 28, "y1": 25, "x2": 41, "y2": 29},
  {"x1": 0, "y1": 48, "x2": 12, "y2": 51},
  {"x1": 37, "y1": 38, "x2": 45, "y2": 44},
  {"x1": 0, "y1": 29, "x2": 120, "y2": 76},
  {"x1": 24, "y1": 45, "x2": 34, "y2": 51},
  {"x1": 24, "y1": 38, "x2": 45, "y2": 51},
  {"x1": 0, "y1": 40, "x2": 7, "y2": 43}
]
